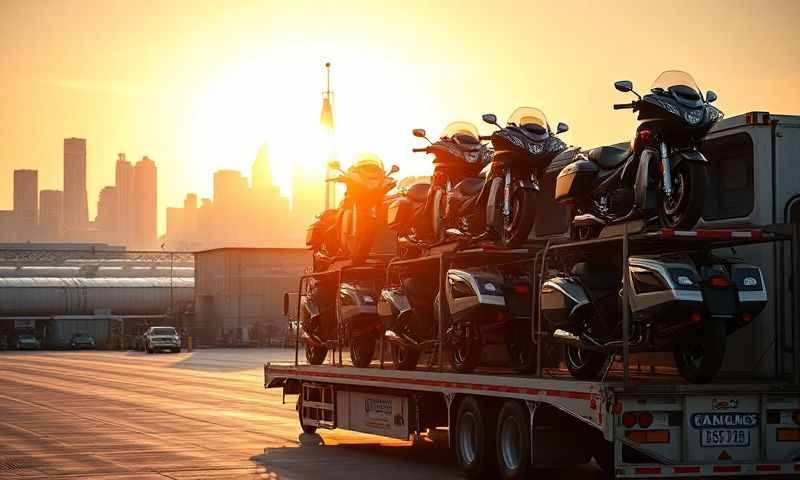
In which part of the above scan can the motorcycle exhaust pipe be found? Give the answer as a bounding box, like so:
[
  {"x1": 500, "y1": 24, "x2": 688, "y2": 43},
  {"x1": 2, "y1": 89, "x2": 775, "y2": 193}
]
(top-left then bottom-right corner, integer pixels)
[{"x1": 384, "y1": 329, "x2": 420, "y2": 348}]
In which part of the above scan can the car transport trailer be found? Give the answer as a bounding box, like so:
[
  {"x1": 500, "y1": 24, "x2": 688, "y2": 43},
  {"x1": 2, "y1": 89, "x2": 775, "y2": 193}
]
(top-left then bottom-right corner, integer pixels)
[{"x1": 266, "y1": 223, "x2": 800, "y2": 478}]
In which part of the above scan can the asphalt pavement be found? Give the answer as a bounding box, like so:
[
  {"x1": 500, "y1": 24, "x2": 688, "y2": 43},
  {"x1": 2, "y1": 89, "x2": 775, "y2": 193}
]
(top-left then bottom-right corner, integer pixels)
[{"x1": 0, "y1": 348, "x2": 600, "y2": 479}]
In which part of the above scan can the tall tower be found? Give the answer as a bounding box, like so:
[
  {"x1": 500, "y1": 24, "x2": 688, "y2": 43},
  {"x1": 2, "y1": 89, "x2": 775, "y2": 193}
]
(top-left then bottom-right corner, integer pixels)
[
  {"x1": 251, "y1": 143, "x2": 272, "y2": 193},
  {"x1": 320, "y1": 62, "x2": 336, "y2": 209},
  {"x1": 39, "y1": 190, "x2": 63, "y2": 241},
  {"x1": 96, "y1": 186, "x2": 119, "y2": 243},
  {"x1": 133, "y1": 156, "x2": 157, "y2": 249},
  {"x1": 63, "y1": 138, "x2": 88, "y2": 231},
  {"x1": 115, "y1": 153, "x2": 135, "y2": 245},
  {"x1": 13, "y1": 169, "x2": 38, "y2": 240}
]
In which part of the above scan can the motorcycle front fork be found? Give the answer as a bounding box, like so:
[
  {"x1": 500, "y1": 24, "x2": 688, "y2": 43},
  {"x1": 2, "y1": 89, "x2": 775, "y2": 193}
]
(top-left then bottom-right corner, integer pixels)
[
  {"x1": 502, "y1": 168, "x2": 512, "y2": 216},
  {"x1": 659, "y1": 142, "x2": 673, "y2": 200}
]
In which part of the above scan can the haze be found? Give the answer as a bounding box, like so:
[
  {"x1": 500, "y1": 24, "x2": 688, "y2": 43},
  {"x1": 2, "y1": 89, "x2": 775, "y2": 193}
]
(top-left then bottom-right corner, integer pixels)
[{"x1": 1, "y1": 0, "x2": 798, "y2": 238}]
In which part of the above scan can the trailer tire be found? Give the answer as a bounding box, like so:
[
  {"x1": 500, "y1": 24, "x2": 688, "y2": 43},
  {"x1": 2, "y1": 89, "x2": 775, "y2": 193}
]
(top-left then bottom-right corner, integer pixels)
[
  {"x1": 674, "y1": 319, "x2": 726, "y2": 384},
  {"x1": 496, "y1": 400, "x2": 531, "y2": 479},
  {"x1": 298, "y1": 398, "x2": 317, "y2": 435},
  {"x1": 305, "y1": 345, "x2": 328, "y2": 365},
  {"x1": 391, "y1": 344, "x2": 420, "y2": 370},
  {"x1": 455, "y1": 396, "x2": 497, "y2": 479},
  {"x1": 350, "y1": 336, "x2": 375, "y2": 368}
]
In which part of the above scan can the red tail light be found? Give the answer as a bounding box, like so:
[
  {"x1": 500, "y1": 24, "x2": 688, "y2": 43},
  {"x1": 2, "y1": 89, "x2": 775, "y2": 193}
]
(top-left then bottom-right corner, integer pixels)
[
  {"x1": 622, "y1": 412, "x2": 637, "y2": 428},
  {"x1": 708, "y1": 275, "x2": 730, "y2": 288},
  {"x1": 638, "y1": 411, "x2": 654, "y2": 428},
  {"x1": 742, "y1": 313, "x2": 753, "y2": 323},
  {"x1": 690, "y1": 312, "x2": 703, "y2": 323},
  {"x1": 638, "y1": 130, "x2": 653, "y2": 142},
  {"x1": 513, "y1": 283, "x2": 531, "y2": 295}
]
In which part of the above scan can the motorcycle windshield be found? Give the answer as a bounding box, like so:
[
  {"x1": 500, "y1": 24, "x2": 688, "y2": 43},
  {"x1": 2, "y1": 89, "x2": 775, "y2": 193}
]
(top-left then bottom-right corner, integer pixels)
[
  {"x1": 651, "y1": 70, "x2": 702, "y2": 98},
  {"x1": 441, "y1": 121, "x2": 481, "y2": 144},
  {"x1": 349, "y1": 153, "x2": 385, "y2": 173},
  {"x1": 508, "y1": 107, "x2": 549, "y2": 130}
]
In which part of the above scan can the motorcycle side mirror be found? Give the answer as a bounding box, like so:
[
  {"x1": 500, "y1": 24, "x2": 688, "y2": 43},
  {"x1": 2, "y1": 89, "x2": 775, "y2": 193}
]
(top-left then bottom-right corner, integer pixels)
[
  {"x1": 706, "y1": 90, "x2": 717, "y2": 103},
  {"x1": 389, "y1": 164, "x2": 400, "y2": 174},
  {"x1": 482, "y1": 113, "x2": 499, "y2": 126},
  {"x1": 556, "y1": 122, "x2": 569, "y2": 134},
  {"x1": 412, "y1": 129, "x2": 427, "y2": 138},
  {"x1": 614, "y1": 80, "x2": 633, "y2": 93}
]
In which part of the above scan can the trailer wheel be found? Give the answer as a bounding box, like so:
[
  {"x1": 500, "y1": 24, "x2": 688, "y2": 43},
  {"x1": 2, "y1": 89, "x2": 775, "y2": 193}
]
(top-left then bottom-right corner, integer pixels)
[
  {"x1": 298, "y1": 397, "x2": 317, "y2": 435},
  {"x1": 451, "y1": 338, "x2": 481, "y2": 373},
  {"x1": 391, "y1": 344, "x2": 420, "y2": 370},
  {"x1": 673, "y1": 320, "x2": 726, "y2": 384},
  {"x1": 496, "y1": 400, "x2": 531, "y2": 479},
  {"x1": 350, "y1": 336, "x2": 375, "y2": 368},
  {"x1": 305, "y1": 344, "x2": 328, "y2": 365},
  {"x1": 455, "y1": 396, "x2": 496, "y2": 479}
]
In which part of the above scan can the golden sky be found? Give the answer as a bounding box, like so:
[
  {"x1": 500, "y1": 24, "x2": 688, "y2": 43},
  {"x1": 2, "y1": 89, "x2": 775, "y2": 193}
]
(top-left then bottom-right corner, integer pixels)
[{"x1": 1, "y1": 0, "x2": 798, "y2": 235}]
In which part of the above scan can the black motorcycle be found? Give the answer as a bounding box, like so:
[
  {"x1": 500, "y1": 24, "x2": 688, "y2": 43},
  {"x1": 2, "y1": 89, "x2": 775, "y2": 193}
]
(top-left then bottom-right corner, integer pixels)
[
  {"x1": 482, "y1": 107, "x2": 570, "y2": 246},
  {"x1": 306, "y1": 155, "x2": 398, "y2": 270},
  {"x1": 409, "y1": 122, "x2": 495, "y2": 244},
  {"x1": 554, "y1": 70, "x2": 723, "y2": 239}
]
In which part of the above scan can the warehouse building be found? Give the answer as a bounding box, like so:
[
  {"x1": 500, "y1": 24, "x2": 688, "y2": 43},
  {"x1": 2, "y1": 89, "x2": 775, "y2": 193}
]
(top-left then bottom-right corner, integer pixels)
[{"x1": 193, "y1": 247, "x2": 309, "y2": 346}]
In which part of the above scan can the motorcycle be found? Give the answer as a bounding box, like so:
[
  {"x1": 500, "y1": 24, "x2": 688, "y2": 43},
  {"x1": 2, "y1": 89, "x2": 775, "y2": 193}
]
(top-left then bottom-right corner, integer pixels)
[
  {"x1": 386, "y1": 175, "x2": 432, "y2": 255},
  {"x1": 409, "y1": 122, "x2": 494, "y2": 244},
  {"x1": 298, "y1": 276, "x2": 338, "y2": 364},
  {"x1": 307, "y1": 154, "x2": 399, "y2": 269},
  {"x1": 539, "y1": 254, "x2": 767, "y2": 383},
  {"x1": 481, "y1": 107, "x2": 570, "y2": 246},
  {"x1": 378, "y1": 264, "x2": 539, "y2": 374},
  {"x1": 553, "y1": 70, "x2": 723, "y2": 239}
]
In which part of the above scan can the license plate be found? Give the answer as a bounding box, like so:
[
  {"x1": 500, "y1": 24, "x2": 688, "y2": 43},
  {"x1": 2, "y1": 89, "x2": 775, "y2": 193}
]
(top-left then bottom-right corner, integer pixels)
[{"x1": 700, "y1": 429, "x2": 750, "y2": 447}]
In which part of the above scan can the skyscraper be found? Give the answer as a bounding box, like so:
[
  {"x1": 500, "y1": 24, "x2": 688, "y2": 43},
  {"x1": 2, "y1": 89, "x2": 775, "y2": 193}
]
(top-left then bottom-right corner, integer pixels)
[
  {"x1": 39, "y1": 190, "x2": 63, "y2": 241},
  {"x1": 133, "y1": 156, "x2": 157, "y2": 249},
  {"x1": 63, "y1": 138, "x2": 88, "y2": 231},
  {"x1": 183, "y1": 193, "x2": 198, "y2": 235},
  {"x1": 252, "y1": 143, "x2": 273, "y2": 193},
  {"x1": 96, "y1": 186, "x2": 119, "y2": 243},
  {"x1": 13, "y1": 169, "x2": 38, "y2": 240},
  {"x1": 115, "y1": 153, "x2": 135, "y2": 245}
]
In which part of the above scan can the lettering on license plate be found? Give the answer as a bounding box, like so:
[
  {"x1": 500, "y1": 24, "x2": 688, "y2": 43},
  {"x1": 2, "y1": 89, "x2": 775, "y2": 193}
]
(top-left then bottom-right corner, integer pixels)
[{"x1": 700, "y1": 429, "x2": 750, "y2": 447}]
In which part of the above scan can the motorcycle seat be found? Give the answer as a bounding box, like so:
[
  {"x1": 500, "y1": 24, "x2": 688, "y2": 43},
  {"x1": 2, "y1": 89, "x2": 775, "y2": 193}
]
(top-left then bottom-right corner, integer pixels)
[
  {"x1": 587, "y1": 142, "x2": 632, "y2": 169},
  {"x1": 453, "y1": 177, "x2": 484, "y2": 198},
  {"x1": 571, "y1": 262, "x2": 620, "y2": 292}
]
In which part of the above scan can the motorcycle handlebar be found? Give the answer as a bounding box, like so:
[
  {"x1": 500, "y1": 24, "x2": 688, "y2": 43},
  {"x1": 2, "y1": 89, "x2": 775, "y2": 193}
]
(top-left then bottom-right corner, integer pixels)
[
  {"x1": 613, "y1": 102, "x2": 635, "y2": 110},
  {"x1": 412, "y1": 147, "x2": 428, "y2": 153}
]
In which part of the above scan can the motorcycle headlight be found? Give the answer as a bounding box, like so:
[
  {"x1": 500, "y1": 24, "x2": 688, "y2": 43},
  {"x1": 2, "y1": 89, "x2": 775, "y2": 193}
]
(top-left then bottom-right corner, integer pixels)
[{"x1": 684, "y1": 109, "x2": 703, "y2": 125}]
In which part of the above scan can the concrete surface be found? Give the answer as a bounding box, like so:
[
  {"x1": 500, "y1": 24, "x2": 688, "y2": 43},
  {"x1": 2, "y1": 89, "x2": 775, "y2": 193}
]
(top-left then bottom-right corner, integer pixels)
[{"x1": 0, "y1": 349, "x2": 601, "y2": 479}]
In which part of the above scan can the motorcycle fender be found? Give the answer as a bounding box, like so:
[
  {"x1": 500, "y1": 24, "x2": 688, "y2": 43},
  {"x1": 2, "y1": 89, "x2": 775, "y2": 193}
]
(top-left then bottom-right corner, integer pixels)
[
  {"x1": 540, "y1": 277, "x2": 591, "y2": 331},
  {"x1": 671, "y1": 149, "x2": 708, "y2": 169},
  {"x1": 634, "y1": 148, "x2": 657, "y2": 210},
  {"x1": 485, "y1": 176, "x2": 504, "y2": 230}
]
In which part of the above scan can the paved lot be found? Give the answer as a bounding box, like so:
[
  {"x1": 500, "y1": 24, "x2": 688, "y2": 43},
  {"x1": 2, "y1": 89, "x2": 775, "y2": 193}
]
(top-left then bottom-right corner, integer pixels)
[{"x1": 0, "y1": 349, "x2": 601, "y2": 479}]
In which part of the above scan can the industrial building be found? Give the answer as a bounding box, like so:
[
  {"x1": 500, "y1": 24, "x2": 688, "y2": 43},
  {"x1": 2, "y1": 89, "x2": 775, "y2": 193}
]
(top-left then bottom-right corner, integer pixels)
[{"x1": 193, "y1": 247, "x2": 309, "y2": 346}]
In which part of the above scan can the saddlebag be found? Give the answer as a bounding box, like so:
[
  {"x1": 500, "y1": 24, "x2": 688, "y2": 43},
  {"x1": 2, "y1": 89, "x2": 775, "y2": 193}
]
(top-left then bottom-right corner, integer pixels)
[{"x1": 554, "y1": 158, "x2": 598, "y2": 203}]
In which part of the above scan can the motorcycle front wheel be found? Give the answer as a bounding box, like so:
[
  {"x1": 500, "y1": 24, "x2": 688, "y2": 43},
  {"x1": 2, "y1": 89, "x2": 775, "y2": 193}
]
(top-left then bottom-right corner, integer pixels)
[
  {"x1": 494, "y1": 187, "x2": 537, "y2": 248},
  {"x1": 564, "y1": 345, "x2": 608, "y2": 380},
  {"x1": 673, "y1": 320, "x2": 726, "y2": 384},
  {"x1": 658, "y1": 161, "x2": 708, "y2": 229},
  {"x1": 431, "y1": 188, "x2": 446, "y2": 243},
  {"x1": 350, "y1": 335, "x2": 376, "y2": 368},
  {"x1": 304, "y1": 343, "x2": 328, "y2": 365},
  {"x1": 451, "y1": 337, "x2": 481, "y2": 373}
]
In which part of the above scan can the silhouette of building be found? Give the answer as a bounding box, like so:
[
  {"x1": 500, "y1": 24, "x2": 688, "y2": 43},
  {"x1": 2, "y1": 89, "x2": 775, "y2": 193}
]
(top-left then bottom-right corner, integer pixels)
[
  {"x1": 13, "y1": 169, "x2": 38, "y2": 241},
  {"x1": 133, "y1": 156, "x2": 157, "y2": 250},
  {"x1": 0, "y1": 211, "x2": 14, "y2": 242},
  {"x1": 39, "y1": 190, "x2": 63, "y2": 241},
  {"x1": 183, "y1": 193, "x2": 198, "y2": 236},
  {"x1": 63, "y1": 138, "x2": 88, "y2": 231},
  {"x1": 96, "y1": 186, "x2": 118, "y2": 242},
  {"x1": 115, "y1": 153, "x2": 135, "y2": 245}
]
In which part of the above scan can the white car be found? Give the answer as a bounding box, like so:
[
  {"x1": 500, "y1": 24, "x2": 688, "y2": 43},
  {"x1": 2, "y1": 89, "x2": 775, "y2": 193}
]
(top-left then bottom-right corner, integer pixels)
[{"x1": 143, "y1": 326, "x2": 181, "y2": 353}]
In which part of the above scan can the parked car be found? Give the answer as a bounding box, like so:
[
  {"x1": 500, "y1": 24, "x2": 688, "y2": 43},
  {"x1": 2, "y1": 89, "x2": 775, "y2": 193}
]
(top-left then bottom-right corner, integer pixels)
[
  {"x1": 15, "y1": 334, "x2": 41, "y2": 350},
  {"x1": 143, "y1": 326, "x2": 181, "y2": 353},
  {"x1": 70, "y1": 333, "x2": 96, "y2": 350}
]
